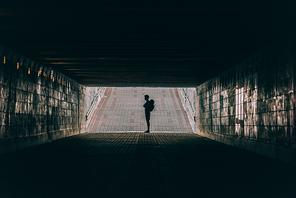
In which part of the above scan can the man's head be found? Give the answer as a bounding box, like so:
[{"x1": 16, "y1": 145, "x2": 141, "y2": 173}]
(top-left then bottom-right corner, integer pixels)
[{"x1": 144, "y1": 95, "x2": 149, "y2": 101}]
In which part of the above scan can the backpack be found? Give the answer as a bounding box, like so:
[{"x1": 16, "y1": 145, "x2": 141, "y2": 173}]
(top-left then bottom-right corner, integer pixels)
[{"x1": 149, "y1": 99, "x2": 155, "y2": 112}]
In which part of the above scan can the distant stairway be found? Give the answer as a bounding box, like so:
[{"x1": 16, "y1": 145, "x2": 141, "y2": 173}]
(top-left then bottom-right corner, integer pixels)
[{"x1": 87, "y1": 87, "x2": 193, "y2": 133}]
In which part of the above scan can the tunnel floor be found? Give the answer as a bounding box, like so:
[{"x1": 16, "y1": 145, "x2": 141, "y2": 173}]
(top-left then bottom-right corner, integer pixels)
[
  {"x1": 88, "y1": 87, "x2": 193, "y2": 133},
  {"x1": 1, "y1": 133, "x2": 296, "y2": 198}
]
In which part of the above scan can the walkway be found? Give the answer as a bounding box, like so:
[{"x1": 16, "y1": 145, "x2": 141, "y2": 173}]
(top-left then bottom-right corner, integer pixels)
[
  {"x1": 88, "y1": 87, "x2": 193, "y2": 133},
  {"x1": 1, "y1": 133, "x2": 296, "y2": 198}
]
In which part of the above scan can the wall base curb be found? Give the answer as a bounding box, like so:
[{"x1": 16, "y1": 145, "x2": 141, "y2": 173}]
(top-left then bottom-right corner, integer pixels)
[
  {"x1": 197, "y1": 131, "x2": 296, "y2": 166},
  {"x1": 0, "y1": 129, "x2": 81, "y2": 155}
]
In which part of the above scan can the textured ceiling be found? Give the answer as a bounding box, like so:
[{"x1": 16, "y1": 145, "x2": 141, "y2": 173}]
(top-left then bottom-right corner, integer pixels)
[{"x1": 0, "y1": 0, "x2": 295, "y2": 87}]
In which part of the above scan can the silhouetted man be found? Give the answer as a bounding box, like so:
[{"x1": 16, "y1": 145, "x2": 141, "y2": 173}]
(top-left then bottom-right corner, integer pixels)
[{"x1": 143, "y1": 94, "x2": 151, "y2": 133}]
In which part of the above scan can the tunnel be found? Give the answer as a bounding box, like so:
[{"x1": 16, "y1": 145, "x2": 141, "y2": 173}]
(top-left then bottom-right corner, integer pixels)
[{"x1": 0, "y1": 1, "x2": 296, "y2": 198}]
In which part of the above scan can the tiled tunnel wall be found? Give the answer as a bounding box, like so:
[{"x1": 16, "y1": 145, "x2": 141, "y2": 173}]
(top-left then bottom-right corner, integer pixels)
[
  {"x1": 0, "y1": 46, "x2": 88, "y2": 154},
  {"x1": 196, "y1": 38, "x2": 296, "y2": 165}
]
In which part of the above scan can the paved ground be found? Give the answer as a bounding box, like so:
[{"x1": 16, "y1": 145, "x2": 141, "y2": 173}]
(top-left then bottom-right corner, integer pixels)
[
  {"x1": 88, "y1": 87, "x2": 193, "y2": 133},
  {"x1": 1, "y1": 133, "x2": 296, "y2": 198}
]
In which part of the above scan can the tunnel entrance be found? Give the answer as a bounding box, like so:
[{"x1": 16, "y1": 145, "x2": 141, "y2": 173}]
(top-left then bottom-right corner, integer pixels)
[{"x1": 86, "y1": 87, "x2": 194, "y2": 133}]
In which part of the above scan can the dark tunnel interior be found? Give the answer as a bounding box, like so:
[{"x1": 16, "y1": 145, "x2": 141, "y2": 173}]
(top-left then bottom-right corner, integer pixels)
[
  {"x1": 1, "y1": 0, "x2": 296, "y2": 87},
  {"x1": 0, "y1": 1, "x2": 296, "y2": 198}
]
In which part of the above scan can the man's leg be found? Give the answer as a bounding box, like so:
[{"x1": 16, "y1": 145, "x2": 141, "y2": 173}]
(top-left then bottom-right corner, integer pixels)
[
  {"x1": 147, "y1": 120, "x2": 150, "y2": 131},
  {"x1": 145, "y1": 112, "x2": 150, "y2": 133}
]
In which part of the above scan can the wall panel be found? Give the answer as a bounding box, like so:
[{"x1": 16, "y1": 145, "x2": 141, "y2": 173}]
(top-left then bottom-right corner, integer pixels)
[{"x1": 196, "y1": 38, "x2": 296, "y2": 165}]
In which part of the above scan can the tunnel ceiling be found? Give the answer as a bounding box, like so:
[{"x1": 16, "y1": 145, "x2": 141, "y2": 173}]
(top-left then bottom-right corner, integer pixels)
[{"x1": 0, "y1": 0, "x2": 295, "y2": 87}]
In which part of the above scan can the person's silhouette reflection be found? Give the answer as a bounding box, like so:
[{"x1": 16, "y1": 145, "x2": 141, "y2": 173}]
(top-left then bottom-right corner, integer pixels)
[{"x1": 143, "y1": 95, "x2": 151, "y2": 133}]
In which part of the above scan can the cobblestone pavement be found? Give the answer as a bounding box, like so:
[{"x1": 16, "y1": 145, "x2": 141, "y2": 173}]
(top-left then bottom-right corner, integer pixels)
[
  {"x1": 1, "y1": 133, "x2": 296, "y2": 198},
  {"x1": 88, "y1": 87, "x2": 193, "y2": 133}
]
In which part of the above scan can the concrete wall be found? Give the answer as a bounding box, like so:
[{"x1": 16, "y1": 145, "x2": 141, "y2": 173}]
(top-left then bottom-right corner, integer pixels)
[
  {"x1": 177, "y1": 88, "x2": 196, "y2": 132},
  {"x1": 196, "y1": 38, "x2": 296, "y2": 165},
  {"x1": 85, "y1": 87, "x2": 106, "y2": 129},
  {"x1": 0, "y1": 46, "x2": 87, "y2": 154},
  {"x1": 85, "y1": 87, "x2": 99, "y2": 113}
]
